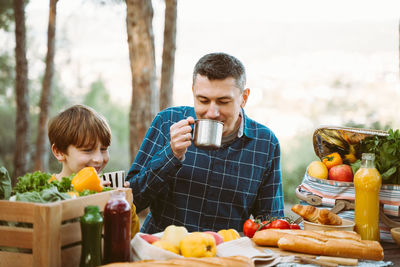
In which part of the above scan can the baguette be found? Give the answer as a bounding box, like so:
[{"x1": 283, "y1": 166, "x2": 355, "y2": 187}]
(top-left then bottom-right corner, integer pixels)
[
  {"x1": 252, "y1": 229, "x2": 294, "y2": 246},
  {"x1": 252, "y1": 229, "x2": 360, "y2": 247},
  {"x1": 101, "y1": 256, "x2": 254, "y2": 267},
  {"x1": 278, "y1": 235, "x2": 383, "y2": 261},
  {"x1": 291, "y1": 204, "x2": 342, "y2": 225}
]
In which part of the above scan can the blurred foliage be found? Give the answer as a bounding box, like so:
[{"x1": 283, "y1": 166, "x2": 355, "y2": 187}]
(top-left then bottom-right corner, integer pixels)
[
  {"x1": 281, "y1": 131, "x2": 319, "y2": 204},
  {"x1": 0, "y1": 102, "x2": 16, "y2": 172},
  {"x1": 0, "y1": 0, "x2": 14, "y2": 32},
  {"x1": 0, "y1": 53, "x2": 14, "y2": 95},
  {"x1": 82, "y1": 77, "x2": 130, "y2": 173}
]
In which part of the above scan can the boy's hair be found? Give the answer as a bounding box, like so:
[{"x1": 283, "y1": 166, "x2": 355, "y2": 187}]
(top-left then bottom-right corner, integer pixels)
[
  {"x1": 192, "y1": 52, "x2": 246, "y2": 91},
  {"x1": 48, "y1": 105, "x2": 111, "y2": 154}
]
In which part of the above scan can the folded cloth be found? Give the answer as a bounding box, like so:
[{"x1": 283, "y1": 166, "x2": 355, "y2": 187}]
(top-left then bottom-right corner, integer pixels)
[
  {"x1": 130, "y1": 232, "x2": 183, "y2": 262},
  {"x1": 217, "y1": 237, "x2": 295, "y2": 267},
  {"x1": 131, "y1": 233, "x2": 295, "y2": 266}
]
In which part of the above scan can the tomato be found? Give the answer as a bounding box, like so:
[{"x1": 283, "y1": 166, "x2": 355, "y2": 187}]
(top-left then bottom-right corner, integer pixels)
[
  {"x1": 243, "y1": 218, "x2": 271, "y2": 237},
  {"x1": 243, "y1": 219, "x2": 258, "y2": 238},
  {"x1": 289, "y1": 223, "x2": 301, "y2": 230},
  {"x1": 268, "y1": 219, "x2": 290, "y2": 229},
  {"x1": 260, "y1": 221, "x2": 270, "y2": 230}
]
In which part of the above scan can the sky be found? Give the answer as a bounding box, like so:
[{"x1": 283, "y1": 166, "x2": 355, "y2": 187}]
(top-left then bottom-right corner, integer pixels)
[{"x1": 18, "y1": 0, "x2": 400, "y2": 139}]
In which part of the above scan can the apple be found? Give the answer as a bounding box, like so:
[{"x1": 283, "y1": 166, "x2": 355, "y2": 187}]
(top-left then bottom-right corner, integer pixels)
[
  {"x1": 329, "y1": 164, "x2": 353, "y2": 182},
  {"x1": 204, "y1": 231, "x2": 224, "y2": 245},
  {"x1": 161, "y1": 225, "x2": 189, "y2": 248},
  {"x1": 140, "y1": 233, "x2": 160, "y2": 244}
]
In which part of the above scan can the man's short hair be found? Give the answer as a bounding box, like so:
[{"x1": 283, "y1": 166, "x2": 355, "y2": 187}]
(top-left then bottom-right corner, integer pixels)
[
  {"x1": 192, "y1": 52, "x2": 246, "y2": 91},
  {"x1": 48, "y1": 104, "x2": 111, "y2": 154}
]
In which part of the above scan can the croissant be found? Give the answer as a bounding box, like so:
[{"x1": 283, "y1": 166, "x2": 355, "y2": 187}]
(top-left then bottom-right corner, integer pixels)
[
  {"x1": 291, "y1": 204, "x2": 342, "y2": 225},
  {"x1": 318, "y1": 208, "x2": 342, "y2": 225}
]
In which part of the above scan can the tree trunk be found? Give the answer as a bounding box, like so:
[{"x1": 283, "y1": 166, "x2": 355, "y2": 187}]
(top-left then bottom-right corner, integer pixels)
[
  {"x1": 159, "y1": 0, "x2": 177, "y2": 110},
  {"x1": 34, "y1": 0, "x2": 57, "y2": 171},
  {"x1": 126, "y1": 0, "x2": 157, "y2": 162},
  {"x1": 13, "y1": 0, "x2": 30, "y2": 183}
]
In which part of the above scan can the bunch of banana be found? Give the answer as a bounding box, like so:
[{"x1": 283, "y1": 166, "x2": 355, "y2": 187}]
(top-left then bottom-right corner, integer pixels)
[{"x1": 313, "y1": 128, "x2": 369, "y2": 164}]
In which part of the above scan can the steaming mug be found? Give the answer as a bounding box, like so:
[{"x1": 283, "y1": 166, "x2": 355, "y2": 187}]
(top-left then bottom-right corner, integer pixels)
[{"x1": 192, "y1": 119, "x2": 224, "y2": 149}]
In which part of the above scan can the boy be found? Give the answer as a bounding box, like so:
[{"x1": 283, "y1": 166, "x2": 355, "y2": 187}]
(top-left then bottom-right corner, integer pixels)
[
  {"x1": 48, "y1": 104, "x2": 111, "y2": 180},
  {"x1": 48, "y1": 104, "x2": 140, "y2": 237}
]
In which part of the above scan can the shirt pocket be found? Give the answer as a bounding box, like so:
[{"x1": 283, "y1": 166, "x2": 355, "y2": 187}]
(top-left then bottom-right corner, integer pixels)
[{"x1": 218, "y1": 161, "x2": 263, "y2": 206}]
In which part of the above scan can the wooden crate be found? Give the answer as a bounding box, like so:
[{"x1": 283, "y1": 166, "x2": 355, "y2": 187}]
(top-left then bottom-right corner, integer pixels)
[{"x1": 0, "y1": 188, "x2": 133, "y2": 267}]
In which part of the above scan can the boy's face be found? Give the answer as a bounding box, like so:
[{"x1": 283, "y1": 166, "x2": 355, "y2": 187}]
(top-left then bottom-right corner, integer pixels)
[{"x1": 54, "y1": 141, "x2": 109, "y2": 176}]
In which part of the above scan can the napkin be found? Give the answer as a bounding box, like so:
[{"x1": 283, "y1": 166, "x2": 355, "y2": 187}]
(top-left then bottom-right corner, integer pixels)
[
  {"x1": 130, "y1": 232, "x2": 183, "y2": 261},
  {"x1": 217, "y1": 237, "x2": 295, "y2": 267}
]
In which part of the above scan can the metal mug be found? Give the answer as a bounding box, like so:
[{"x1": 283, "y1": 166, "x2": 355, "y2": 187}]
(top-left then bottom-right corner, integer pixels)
[{"x1": 192, "y1": 119, "x2": 224, "y2": 149}]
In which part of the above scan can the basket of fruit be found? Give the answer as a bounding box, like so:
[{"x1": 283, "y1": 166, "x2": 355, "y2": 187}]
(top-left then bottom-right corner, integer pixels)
[
  {"x1": 131, "y1": 225, "x2": 241, "y2": 261},
  {"x1": 296, "y1": 126, "x2": 400, "y2": 242}
]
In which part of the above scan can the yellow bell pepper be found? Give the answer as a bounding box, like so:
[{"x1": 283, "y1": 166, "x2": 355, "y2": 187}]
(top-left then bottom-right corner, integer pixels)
[
  {"x1": 322, "y1": 152, "x2": 343, "y2": 170},
  {"x1": 217, "y1": 228, "x2": 240, "y2": 242},
  {"x1": 71, "y1": 167, "x2": 103, "y2": 193},
  {"x1": 48, "y1": 175, "x2": 57, "y2": 183},
  {"x1": 130, "y1": 203, "x2": 140, "y2": 239}
]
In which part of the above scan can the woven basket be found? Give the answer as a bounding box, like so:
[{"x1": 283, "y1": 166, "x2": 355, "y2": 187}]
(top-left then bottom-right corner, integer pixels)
[{"x1": 297, "y1": 126, "x2": 400, "y2": 242}]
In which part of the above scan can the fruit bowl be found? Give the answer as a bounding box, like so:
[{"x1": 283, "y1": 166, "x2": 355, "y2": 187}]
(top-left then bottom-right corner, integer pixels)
[
  {"x1": 303, "y1": 218, "x2": 355, "y2": 231},
  {"x1": 390, "y1": 227, "x2": 400, "y2": 248}
]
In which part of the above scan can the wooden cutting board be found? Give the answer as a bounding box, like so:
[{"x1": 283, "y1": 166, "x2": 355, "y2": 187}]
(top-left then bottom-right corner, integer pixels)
[
  {"x1": 254, "y1": 244, "x2": 314, "y2": 258},
  {"x1": 253, "y1": 244, "x2": 358, "y2": 266}
]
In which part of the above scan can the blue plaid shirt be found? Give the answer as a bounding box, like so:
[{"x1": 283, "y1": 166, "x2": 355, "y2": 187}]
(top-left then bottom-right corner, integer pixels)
[{"x1": 127, "y1": 106, "x2": 284, "y2": 234}]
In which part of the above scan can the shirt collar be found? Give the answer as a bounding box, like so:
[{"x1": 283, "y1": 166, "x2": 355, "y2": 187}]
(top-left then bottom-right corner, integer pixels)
[
  {"x1": 238, "y1": 109, "x2": 244, "y2": 138},
  {"x1": 241, "y1": 108, "x2": 257, "y2": 139},
  {"x1": 190, "y1": 107, "x2": 255, "y2": 139}
]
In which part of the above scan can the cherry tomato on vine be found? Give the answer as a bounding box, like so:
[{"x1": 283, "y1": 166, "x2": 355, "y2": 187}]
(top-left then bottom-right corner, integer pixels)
[
  {"x1": 260, "y1": 221, "x2": 270, "y2": 230},
  {"x1": 268, "y1": 219, "x2": 290, "y2": 229},
  {"x1": 289, "y1": 223, "x2": 301, "y2": 230},
  {"x1": 243, "y1": 219, "x2": 260, "y2": 238}
]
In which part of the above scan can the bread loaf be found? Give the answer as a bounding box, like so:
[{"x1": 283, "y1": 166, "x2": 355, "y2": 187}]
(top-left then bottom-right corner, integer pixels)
[
  {"x1": 277, "y1": 234, "x2": 383, "y2": 261},
  {"x1": 101, "y1": 256, "x2": 254, "y2": 267},
  {"x1": 252, "y1": 229, "x2": 360, "y2": 247},
  {"x1": 291, "y1": 204, "x2": 342, "y2": 225}
]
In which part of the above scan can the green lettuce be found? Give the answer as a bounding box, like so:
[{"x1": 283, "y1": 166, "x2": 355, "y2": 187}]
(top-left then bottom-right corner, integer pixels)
[{"x1": 0, "y1": 166, "x2": 12, "y2": 200}]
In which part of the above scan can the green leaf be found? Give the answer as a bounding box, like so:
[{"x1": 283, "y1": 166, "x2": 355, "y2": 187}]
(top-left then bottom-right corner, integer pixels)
[
  {"x1": 50, "y1": 175, "x2": 74, "y2": 193},
  {"x1": 381, "y1": 167, "x2": 397, "y2": 181},
  {"x1": 13, "y1": 171, "x2": 53, "y2": 194},
  {"x1": 350, "y1": 160, "x2": 361, "y2": 175},
  {"x1": 0, "y1": 166, "x2": 12, "y2": 200}
]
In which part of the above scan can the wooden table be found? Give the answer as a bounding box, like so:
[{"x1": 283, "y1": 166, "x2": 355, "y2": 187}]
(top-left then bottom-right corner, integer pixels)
[
  {"x1": 254, "y1": 241, "x2": 399, "y2": 266},
  {"x1": 382, "y1": 242, "x2": 400, "y2": 265}
]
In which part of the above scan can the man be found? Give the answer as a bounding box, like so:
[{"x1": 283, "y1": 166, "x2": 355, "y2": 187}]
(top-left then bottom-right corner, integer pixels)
[{"x1": 127, "y1": 52, "x2": 284, "y2": 233}]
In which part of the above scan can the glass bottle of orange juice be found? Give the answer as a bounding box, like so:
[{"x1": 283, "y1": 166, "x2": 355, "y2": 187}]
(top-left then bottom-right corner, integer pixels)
[{"x1": 354, "y1": 153, "x2": 381, "y2": 241}]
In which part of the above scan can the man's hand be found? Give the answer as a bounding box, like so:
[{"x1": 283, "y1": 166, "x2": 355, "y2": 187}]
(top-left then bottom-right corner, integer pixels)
[{"x1": 170, "y1": 117, "x2": 195, "y2": 160}]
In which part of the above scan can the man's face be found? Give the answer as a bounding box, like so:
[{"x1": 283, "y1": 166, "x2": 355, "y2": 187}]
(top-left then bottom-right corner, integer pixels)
[{"x1": 192, "y1": 74, "x2": 249, "y2": 136}]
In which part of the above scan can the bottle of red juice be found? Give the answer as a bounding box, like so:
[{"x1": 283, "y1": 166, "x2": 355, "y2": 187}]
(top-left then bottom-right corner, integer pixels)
[{"x1": 103, "y1": 190, "x2": 131, "y2": 263}]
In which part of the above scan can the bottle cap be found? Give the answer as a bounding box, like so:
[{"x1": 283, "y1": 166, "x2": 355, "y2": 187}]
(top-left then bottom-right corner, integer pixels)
[
  {"x1": 85, "y1": 205, "x2": 100, "y2": 213},
  {"x1": 362, "y1": 153, "x2": 375, "y2": 160},
  {"x1": 110, "y1": 189, "x2": 126, "y2": 199}
]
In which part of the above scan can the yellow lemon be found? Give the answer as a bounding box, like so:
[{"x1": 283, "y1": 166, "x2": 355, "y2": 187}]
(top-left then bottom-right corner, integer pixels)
[{"x1": 307, "y1": 161, "x2": 328, "y2": 179}]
